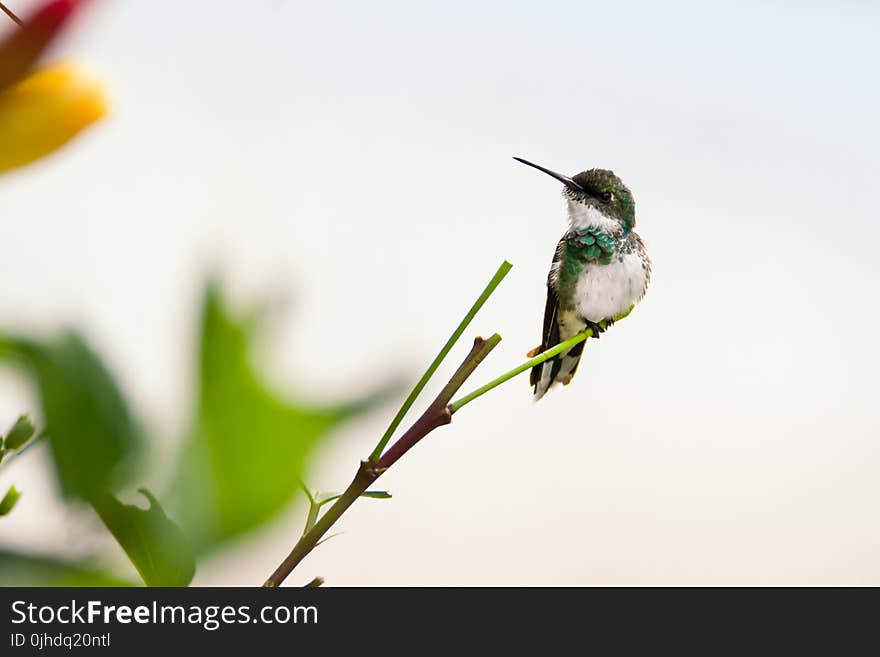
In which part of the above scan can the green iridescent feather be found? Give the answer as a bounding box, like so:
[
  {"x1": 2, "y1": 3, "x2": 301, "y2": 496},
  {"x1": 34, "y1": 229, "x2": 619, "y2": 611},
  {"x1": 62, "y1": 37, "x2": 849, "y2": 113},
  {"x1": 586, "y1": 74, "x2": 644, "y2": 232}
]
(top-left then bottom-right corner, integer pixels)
[{"x1": 565, "y1": 227, "x2": 616, "y2": 269}]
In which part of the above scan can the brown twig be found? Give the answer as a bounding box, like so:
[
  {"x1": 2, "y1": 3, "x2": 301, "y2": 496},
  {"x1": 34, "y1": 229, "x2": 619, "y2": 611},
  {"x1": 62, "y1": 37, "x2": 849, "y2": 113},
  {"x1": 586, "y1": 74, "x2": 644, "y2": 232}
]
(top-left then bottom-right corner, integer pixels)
[
  {"x1": 263, "y1": 335, "x2": 501, "y2": 587},
  {"x1": 0, "y1": 2, "x2": 23, "y2": 27}
]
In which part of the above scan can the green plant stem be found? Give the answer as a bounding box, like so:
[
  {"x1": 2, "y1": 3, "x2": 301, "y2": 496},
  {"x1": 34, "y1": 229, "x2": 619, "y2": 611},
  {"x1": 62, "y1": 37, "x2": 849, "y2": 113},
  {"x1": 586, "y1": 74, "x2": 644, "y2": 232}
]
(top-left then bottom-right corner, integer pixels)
[
  {"x1": 263, "y1": 286, "x2": 629, "y2": 586},
  {"x1": 265, "y1": 462, "x2": 376, "y2": 587},
  {"x1": 449, "y1": 306, "x2": 634, "y2": 412},
  {"x1": 297, "y1": 482, "x2": 320, "y2": 534},
  {"x1": 368, "y1": 261, "x2": 512, "y2": 462},
  {"x1": 302, "y1": 499, "x2": 320, "y2": 535},
  {"x1": 264, "y1": 335, "x2": 501, "y2": 587},
  {"x1": 298, "y1": 481, "x2": 315, "y2": 505},
  {"x1": 449, "y1": 329, "x2": 593, "y2": 413},
  {"x1": 450, "y1": 330, "x2": 592, "y2": 412},
  {"x1": 375, "y1": 335, "x2": 500, "y2": 471}
]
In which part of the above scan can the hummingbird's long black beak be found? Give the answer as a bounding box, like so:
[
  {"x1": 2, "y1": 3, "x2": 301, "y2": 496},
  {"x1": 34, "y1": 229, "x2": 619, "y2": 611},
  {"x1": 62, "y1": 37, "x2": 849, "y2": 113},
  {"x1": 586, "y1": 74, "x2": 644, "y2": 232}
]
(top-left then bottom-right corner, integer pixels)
[{"x1": 513, "y1": 157, "x2": 585, "y2": 192}]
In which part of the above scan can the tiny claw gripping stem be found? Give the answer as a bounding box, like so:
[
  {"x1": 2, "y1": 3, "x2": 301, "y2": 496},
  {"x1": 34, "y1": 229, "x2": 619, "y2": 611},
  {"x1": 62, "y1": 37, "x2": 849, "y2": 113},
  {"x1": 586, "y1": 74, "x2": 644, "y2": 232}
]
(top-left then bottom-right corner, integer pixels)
[{"x1": 584, "y1": 319, "x2": 605, "y2": 339}]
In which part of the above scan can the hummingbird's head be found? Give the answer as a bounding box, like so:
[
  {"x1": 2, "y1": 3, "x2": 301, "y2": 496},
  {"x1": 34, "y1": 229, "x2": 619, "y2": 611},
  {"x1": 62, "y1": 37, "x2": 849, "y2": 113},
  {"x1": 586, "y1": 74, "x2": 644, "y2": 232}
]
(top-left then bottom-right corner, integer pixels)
[{"x1": 513, "y1": 157, "x2": 635, "y2": 233}]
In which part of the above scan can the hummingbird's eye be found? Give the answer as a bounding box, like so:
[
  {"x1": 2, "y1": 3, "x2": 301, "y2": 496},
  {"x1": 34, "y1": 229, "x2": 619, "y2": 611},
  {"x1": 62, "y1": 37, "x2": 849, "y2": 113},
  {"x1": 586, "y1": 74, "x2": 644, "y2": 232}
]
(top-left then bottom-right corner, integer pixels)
[{"x1": 599, "y1": 191, "x2": 613, "y2": 203}]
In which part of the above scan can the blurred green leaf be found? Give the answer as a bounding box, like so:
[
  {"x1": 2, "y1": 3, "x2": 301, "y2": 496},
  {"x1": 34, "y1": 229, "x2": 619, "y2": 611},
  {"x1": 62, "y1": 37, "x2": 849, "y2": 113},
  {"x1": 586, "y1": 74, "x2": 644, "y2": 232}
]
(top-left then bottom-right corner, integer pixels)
[
  {"x1": 4, "y1": 414, "x2": 35, "y2": 450},
  {"x1": 0, "y1": 550, "x2": 133, "y2": 586},
  {"x1": 0, "y1": 332, "x2": 186, "y2": 587},
  {"x1": 0, "y1": 485, "x2": 21, "y2": 516},
  {"x1": 92, "y1": 489, "x2": 195, "y2": 587},
  {"x1": 0, "y1": 332, "x2": 142, "y2": 499},
  {"x1": 174, "y1": 282, "x2": 400, "y2": 553}
]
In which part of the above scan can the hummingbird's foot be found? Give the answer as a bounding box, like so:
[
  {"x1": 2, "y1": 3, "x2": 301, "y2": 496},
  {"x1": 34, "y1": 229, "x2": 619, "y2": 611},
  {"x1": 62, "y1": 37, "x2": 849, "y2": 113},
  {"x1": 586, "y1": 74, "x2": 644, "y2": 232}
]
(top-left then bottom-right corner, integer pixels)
[{"x1": 584, "y1": 319, "x2": 606, "y2": 338}]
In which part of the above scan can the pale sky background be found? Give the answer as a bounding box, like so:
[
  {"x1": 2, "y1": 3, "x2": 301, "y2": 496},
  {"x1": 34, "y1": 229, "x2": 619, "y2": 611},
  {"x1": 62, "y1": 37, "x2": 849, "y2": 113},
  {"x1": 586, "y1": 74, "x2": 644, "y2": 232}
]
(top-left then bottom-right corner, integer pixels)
[{"x1": 1, "y1": 0, "x2": 878, "y2": 585}]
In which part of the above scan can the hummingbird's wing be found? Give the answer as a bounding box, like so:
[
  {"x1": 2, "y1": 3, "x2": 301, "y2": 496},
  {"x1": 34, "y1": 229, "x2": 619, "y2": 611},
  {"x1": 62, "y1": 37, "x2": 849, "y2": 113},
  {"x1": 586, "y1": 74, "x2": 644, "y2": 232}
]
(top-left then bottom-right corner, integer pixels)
[
  {"x1": 530, "y1": 240, "x2": 564, "y2": 395},
  {"x1": 530, "y1": 238, "x2": 588, "y2": 399}
]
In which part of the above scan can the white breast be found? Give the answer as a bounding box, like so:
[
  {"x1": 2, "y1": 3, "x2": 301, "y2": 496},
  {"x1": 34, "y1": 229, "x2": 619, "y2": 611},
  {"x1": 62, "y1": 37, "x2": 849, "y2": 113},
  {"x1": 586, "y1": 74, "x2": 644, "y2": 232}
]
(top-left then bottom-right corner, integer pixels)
[{"x1": 574, "y1": 252, "x2": 647, "y2": 323}]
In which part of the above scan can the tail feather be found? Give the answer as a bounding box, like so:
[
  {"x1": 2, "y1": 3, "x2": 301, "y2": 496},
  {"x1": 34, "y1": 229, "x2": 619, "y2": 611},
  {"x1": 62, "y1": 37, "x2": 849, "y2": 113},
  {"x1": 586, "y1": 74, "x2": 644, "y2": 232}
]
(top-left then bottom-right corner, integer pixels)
[
  {"x1": 531, "y1": 339, "x2": 586, "y2": 400},
  {"x1": 532, "y1": 238, "x2": 582, "y2": 400},
  {"x1": 561, "y1": 339, "x2": 586, "y2": 381}
]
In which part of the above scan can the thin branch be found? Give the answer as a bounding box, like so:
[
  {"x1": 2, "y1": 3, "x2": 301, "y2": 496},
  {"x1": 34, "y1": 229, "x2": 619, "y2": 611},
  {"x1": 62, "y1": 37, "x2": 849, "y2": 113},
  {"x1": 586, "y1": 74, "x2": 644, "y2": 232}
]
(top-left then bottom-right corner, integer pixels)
[
  {"x1": 449, "y1": 305, "x2": 635, "y2": 413},
  {"x1": 0, "y1": 2, "x2": 23, "y2": 27},
  {"x1": 302, "y1": 489, "x2": 390, "y2": 534},
  {"x1": 448, "y1": 329, "x2": 595, "y2": 412},
  {"x1": 368, "y1": 261, "x2": 512, "y2": 462},
  {"x1": 263, "y1": 335, "x2": 502, "y2": 587},
  {"x1": 375, "y1": 335, "x2": 500, "y2": 471},
  {"x1": 262, "y1": 266, "x2": 627, "y2": 586}
]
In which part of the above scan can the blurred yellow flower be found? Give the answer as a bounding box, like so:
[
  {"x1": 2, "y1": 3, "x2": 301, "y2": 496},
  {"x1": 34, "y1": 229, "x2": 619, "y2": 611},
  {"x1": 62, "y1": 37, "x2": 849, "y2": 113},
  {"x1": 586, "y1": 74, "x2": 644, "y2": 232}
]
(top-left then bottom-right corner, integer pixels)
[
  {"x1": 0, "y1": 62, "x2": 107, "y2": 173},
  {"x1": 0, "y1": 0, "x2": 104, "y2": 173}
]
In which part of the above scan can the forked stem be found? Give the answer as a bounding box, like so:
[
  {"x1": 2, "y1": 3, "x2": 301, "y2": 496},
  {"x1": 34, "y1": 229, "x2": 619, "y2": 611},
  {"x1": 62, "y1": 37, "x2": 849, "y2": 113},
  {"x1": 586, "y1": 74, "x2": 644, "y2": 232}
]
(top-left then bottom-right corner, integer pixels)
[
  {"x1": 264, "y1": 336, "x2": 501, "y2": 587},
  {"x1": 450, "y1": 305, "x2": 634, "y2": 412},
  {"x1": 262, "y1": 270, "x2": 634, "y2": 586},
  {"x1": 368, "y1": 261, "x2": 512, "y2": 462}
]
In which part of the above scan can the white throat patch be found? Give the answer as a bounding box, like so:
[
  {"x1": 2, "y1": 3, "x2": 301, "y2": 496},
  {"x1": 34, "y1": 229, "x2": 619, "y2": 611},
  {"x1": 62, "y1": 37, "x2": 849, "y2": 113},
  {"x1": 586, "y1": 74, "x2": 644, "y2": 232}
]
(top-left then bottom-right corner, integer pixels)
[{"x1": 566, "y1": 199, "x2": 619, "y2": 233}]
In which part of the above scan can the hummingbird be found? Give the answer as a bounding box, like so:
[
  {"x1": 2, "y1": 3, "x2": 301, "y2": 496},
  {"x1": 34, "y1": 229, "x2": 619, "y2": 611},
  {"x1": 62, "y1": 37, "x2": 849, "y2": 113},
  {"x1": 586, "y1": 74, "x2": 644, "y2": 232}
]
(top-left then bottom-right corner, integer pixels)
[{"x1": 514, "y1": 157, "x2": 652, "y2": 399}]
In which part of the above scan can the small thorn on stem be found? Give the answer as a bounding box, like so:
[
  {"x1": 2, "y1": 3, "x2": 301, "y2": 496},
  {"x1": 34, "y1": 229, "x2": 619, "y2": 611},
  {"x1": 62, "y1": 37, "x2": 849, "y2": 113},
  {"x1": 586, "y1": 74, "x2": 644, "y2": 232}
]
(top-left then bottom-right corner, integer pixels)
[{"x1": 304, "y1": 576, "x2": 325, "y2": 588}]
